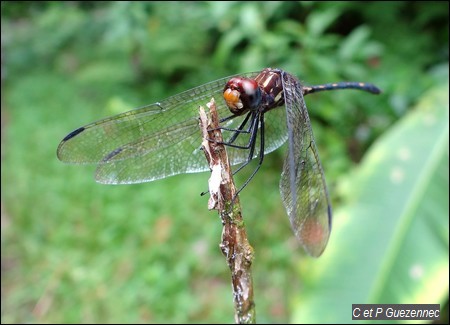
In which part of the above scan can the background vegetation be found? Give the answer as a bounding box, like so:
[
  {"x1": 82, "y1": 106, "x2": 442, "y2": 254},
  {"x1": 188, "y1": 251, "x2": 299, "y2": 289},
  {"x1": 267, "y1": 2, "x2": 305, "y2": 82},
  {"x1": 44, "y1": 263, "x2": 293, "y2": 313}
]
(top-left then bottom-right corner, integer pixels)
[{"x1": 2, "y1": 2, "x2": 448, "y2": 323}]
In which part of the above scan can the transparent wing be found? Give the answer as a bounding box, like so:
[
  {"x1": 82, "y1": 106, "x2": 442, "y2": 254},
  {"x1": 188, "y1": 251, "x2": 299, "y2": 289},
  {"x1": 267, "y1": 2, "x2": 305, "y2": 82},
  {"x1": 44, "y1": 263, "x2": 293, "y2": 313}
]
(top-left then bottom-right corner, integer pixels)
[
  {"x1": 220, "y1": 103, "x2": 289, "y2": 163},
  {"x1": 57, "y1": 72, "x2": 289, "y2": 184},
  {"x1": 279, "y1": 71, "x2": 331, "y2": 257}
]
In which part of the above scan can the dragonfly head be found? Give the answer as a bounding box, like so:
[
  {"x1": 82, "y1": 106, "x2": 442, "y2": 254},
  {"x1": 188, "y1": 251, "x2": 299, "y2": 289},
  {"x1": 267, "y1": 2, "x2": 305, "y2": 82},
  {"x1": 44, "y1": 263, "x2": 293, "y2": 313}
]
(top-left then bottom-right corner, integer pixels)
[{"x1": 223, "y1": 77, "x2": 262, "y2": 115}]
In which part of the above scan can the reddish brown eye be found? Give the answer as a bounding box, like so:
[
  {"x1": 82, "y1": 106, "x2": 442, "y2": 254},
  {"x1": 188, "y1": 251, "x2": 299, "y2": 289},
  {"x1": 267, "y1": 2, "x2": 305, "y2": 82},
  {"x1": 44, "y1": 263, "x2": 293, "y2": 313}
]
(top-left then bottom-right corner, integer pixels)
[
  {"x1": 240, "y1": 79, "x2": 261, "y2": 109},
  {"x1": 223, "y1": 77, "x2": 261, "y2": 115},
  {"x1": 240, "y1": 79, "x2": 258, "y2": 96}
]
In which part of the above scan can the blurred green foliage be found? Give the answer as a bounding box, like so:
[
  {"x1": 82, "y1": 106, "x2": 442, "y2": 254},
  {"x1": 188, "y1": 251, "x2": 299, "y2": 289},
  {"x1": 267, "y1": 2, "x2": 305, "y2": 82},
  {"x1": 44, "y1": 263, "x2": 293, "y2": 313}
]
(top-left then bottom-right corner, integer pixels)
[{"x1": 1, "y1": 1, "x2": 448, "y2": 323}]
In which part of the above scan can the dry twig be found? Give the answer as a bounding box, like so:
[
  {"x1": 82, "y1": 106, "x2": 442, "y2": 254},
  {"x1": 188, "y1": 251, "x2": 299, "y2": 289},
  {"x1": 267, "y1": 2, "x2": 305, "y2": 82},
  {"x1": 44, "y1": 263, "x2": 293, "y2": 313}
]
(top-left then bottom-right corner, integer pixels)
[{"x1": 199, "y1": 98, "x2": 255, "y2": 324}]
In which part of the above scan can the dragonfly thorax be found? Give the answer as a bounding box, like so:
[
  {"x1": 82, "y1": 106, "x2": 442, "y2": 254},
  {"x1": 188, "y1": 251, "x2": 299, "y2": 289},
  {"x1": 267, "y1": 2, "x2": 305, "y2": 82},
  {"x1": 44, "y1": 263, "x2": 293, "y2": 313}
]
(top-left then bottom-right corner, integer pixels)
[{"x1": 254, "y1": 68, "x2": 285, "y2": 111}]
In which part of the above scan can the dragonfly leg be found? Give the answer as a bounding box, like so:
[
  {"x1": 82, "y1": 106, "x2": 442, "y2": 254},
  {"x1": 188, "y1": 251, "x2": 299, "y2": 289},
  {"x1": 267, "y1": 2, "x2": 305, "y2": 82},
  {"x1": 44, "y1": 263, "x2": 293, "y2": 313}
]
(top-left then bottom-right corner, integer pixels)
[
  {"x1": 233, "y1": 114, "x2": 266, "y2": 198},
  {"x1": 202, "y1": 113, "x2": 264, "y2": 198},
  {"x1": 207, "y1": 111, "x2": 252, "y2": 146},
  {"x1": 207, "y1": 111, "x2": 258, "y2": 150},
  {"x1": 221, "y1": 112, "x2": 252, "y2": 143},
  {"x1": 200, "y1": 111, "x2": 257, "y2": 197}
]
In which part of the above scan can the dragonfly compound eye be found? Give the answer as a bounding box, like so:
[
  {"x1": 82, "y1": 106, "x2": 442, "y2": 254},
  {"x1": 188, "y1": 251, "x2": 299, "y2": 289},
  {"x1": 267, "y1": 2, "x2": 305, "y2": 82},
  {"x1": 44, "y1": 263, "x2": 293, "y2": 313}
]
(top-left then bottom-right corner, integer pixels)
[{"x1": 223, "y1": 77, "x2": 261, "y2": 115}]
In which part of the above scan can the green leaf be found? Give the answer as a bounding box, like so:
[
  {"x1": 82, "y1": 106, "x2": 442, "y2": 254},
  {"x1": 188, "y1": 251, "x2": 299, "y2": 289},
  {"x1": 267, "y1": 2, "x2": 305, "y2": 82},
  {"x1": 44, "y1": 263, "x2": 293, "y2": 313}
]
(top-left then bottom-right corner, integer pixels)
[
  {"x1": 292, "y1": 82, "x2": 449, "y2": 323},
  {"x1": 305, "y1": 8, "x2": 341, "y2": 37}
]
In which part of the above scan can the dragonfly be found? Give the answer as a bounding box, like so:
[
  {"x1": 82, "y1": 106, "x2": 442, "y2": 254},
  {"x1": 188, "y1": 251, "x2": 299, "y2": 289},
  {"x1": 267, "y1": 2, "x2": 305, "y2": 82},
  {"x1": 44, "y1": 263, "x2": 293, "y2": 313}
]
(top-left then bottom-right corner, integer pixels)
[{"x1": 57, "y1": 68, "x2": 381, "y2": 257}]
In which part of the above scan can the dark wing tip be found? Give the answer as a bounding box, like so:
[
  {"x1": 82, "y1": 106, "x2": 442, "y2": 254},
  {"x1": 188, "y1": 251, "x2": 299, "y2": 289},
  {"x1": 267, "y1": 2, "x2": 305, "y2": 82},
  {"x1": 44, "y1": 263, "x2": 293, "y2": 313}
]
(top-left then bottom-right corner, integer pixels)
[
  {"x1": 57, "y1": 127, "x2": 86, "y2": 161},
  {"x1": 61, "y1": 127, "x2": 86, "y2": 142}
]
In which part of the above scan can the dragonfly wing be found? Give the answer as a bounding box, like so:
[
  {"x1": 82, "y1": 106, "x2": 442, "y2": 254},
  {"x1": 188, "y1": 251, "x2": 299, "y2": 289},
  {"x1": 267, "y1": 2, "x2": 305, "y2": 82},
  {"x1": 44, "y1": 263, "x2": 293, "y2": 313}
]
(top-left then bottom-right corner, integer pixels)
[
  {"x1": 57, "y1": 72, "x2": 261, "y2": 184},
  {"x1": 279, "y1": 71, "x2": 331, "y2": 257},
  {"x1": 94, "y1": 116, "x2": 208, "y2": 183},
  {"x1": 261, "y1": 104, "x2": 289, "y2": 155}
]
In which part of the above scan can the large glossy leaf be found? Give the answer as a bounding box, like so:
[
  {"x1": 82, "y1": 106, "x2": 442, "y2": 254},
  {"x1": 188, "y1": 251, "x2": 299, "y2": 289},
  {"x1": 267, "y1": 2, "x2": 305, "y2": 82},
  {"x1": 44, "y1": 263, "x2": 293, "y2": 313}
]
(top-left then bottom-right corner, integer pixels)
[{"x1": 292, "y1": 82, "x2": 449, "y2": 323}]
